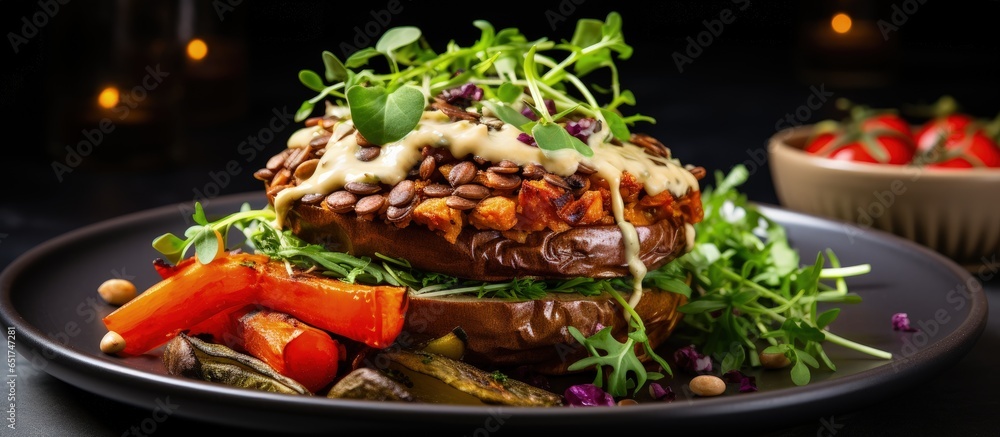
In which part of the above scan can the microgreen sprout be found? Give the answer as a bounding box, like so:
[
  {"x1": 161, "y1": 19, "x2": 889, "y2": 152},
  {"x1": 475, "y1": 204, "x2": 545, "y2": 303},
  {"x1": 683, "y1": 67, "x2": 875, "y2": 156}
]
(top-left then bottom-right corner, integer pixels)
[
  {"x1": 674, "y1": 164, "x2": 893, "y2": 386},
  {"x1": 294, "y1": 12, "x2": 643, "y2": 157}
]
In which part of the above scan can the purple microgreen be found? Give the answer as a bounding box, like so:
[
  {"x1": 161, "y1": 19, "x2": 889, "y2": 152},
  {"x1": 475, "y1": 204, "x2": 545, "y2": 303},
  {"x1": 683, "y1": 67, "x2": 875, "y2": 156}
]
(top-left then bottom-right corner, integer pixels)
[
  {"x1": 565, "y1": 118, "x2": 599, "y2": 143},
  {"x1": 673, "y1": 344, "x2": 712, "y2": 374},
  {"x1": 648, "y1": 383, "x2": 675, "y2": 402},
  {"x1": 564, "y1": 384, "x2": 615, "y2": 407},
  {"x1": 723, "y1": 370, "x2": 758, "y2": 393},
  {"x1": 520, "y1": 99, "x2": 558, "y2": 121},
  {"x1": 892, "y1": 312, "x2": 918, "y2": 332},
  {"x1": 440, "y1": 83, "x2": 484, "y2": 107}
]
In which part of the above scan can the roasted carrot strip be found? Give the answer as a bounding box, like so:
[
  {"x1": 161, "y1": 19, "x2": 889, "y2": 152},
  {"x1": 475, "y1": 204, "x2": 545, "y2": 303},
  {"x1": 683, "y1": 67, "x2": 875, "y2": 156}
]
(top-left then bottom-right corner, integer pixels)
[
  {"x1": 257, "y1": 260, "x2": 408, "y2": 350},
  {"x1": 235, "y1": 308, "x2": 343, "y2": 393},
  {"x1": 103, "y1": 254, "x2": 263, "y2": 355},
  {"x1": 102, "y1": 253, "x2": 408, "y2": 356},
  {"x1": 152, "y1": 257, "x2": 196, "y2": 280},
  {"x1": 187, "y1": 305, "x2": 344, "y2": 392}
]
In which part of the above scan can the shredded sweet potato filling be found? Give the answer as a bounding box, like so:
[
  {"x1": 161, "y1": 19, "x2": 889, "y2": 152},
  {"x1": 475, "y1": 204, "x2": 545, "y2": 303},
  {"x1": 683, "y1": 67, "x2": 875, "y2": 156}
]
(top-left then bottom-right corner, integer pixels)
[{"x1": 413, "y1": 198, "x2": 464, "y2": 243}]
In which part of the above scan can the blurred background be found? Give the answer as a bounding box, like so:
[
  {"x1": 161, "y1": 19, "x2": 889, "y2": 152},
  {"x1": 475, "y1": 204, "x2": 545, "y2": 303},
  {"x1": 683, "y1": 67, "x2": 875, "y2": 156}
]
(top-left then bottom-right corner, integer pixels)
[
  {"x1": 1, "y1": 1, "x2": 998, "y2": 434},
  {"x1": 3, "y1": 1, "x2": 998, "y2": 253}
]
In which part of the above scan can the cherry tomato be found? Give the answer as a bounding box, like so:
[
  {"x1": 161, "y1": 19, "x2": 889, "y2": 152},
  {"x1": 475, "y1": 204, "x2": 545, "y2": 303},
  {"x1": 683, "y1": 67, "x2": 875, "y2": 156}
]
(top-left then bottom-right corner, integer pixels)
[
  {"x1": 913, "y1": 114, "x2": 1000, "y2": 168},
  {"x1": 805, "y1": 112, "x2": 916, "y2": 165},
  {"x1": 860, "y1": 113, "x2": 912, "y2": 138},
  {"x1": 805, "y1": 130, "x2": 915, "y2": 165}
]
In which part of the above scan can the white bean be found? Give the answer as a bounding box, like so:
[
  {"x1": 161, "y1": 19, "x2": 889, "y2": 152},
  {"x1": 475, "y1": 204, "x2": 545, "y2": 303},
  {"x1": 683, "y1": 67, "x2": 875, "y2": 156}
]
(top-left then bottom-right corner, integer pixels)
[
  {"x1": 98, "y1": 278, "x2": 137, "y2": 305},
  {"x1": 100, "y1": 331, "x2": 126, "y2": 354},
  {"x1": 689, "y1": 375, "x2": 726, "y2": 396}
]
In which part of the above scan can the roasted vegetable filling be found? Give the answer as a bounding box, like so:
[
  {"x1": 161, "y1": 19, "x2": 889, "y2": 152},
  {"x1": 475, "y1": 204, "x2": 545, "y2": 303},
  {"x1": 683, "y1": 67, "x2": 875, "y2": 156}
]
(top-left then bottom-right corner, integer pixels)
[{"x1": 257, "y1": 112, "x2": 704, "y2": 245}]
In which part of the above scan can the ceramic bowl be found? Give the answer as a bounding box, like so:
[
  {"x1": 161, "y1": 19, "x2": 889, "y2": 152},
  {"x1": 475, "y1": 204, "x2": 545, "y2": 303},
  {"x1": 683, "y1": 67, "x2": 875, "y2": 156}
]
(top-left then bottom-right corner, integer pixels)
[{"x1": 768, "y1": 125, "x2": 1000, "y2": 271}]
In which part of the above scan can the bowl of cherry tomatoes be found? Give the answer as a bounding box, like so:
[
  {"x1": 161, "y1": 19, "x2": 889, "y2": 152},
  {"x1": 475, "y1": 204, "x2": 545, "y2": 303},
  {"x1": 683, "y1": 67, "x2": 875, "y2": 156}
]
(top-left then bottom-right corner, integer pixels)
[{"x1": 768, "y1": 98, "x2": 1000, "y2": 270}]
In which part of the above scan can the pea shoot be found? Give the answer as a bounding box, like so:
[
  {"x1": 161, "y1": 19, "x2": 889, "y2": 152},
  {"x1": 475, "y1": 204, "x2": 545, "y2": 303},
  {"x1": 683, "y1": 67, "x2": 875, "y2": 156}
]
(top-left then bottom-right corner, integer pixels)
[{"x1": 294, "y1": 12, "x2": 645, "y2": 157}]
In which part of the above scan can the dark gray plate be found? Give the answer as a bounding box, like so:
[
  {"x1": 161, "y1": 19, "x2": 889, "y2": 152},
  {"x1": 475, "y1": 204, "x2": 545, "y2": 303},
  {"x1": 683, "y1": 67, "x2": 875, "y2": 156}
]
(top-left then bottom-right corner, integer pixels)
[{"x1": 0, "y1": 192, "x2": 988, "y2": 434}]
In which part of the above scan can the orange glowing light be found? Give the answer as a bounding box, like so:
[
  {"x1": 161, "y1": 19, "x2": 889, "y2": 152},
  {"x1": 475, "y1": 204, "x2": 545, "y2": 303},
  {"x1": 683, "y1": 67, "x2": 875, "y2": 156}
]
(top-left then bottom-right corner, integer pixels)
[
  {"x1": 98, "y1": 86, "x2": 119, "y2": 109},
  {"x1": 186, "y1": 38, "x2": 208, "y2": 61},
  {"x1": 831, "y1": 13, "x2": 852, "y2": 34}
]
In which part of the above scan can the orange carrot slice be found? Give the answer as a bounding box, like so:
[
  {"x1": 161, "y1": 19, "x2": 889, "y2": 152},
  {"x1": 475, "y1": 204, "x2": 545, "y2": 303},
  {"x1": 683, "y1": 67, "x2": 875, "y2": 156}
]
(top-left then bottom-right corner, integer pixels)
[{"x1": 103, "y1": 253, "x2": 408, "y2": 356}]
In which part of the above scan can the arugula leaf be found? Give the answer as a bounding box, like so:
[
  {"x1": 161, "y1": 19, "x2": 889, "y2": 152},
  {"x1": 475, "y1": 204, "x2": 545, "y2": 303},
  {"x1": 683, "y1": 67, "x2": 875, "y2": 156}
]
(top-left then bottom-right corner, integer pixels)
[{"x1": 673, "y1": 164, "x2": 891, "y2": 386}]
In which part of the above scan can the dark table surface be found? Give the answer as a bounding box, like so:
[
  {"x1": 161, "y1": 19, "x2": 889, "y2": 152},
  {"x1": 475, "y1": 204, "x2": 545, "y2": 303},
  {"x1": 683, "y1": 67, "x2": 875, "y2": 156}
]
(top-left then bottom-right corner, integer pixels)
[{"x1": 2, "y1": 1, "x2": 998, "y2": 435}]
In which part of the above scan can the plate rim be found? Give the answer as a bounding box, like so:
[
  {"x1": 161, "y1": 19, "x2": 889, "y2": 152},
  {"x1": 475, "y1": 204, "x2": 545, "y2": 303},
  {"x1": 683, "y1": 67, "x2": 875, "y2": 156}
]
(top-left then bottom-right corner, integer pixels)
[{"x1": 1, "y1": 192, "x2": 989, "y2": 432}]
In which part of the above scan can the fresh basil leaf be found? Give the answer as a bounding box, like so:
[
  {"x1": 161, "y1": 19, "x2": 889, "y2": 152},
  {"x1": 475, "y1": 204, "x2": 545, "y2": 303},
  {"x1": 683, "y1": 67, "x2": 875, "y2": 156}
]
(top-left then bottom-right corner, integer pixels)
[
  {"x1": 600, "y1": 107, "x2": 631, "y2": 141},
  {"x1": 347, "y1": 84, "x2": 425, "y2": 145},
  {"x1": 532, "y1": 123, "x2": 593, "y2": 157},
  {"x1": 322, "y1": 50, "x2": 348, "y2": 82}
]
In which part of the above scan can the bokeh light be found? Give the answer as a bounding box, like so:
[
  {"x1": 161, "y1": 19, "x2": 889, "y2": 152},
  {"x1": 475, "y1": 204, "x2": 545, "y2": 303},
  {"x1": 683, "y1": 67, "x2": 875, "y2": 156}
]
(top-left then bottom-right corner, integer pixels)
[
  {"x1": 97, "y1": 86, "x2": 119, "y2": 109},
  {"x1": 186, "y1": 38, "x2": 208, "y2": 61},
  {"x1": 831, "y1": 13, "x2": 852, "y2": 34}
]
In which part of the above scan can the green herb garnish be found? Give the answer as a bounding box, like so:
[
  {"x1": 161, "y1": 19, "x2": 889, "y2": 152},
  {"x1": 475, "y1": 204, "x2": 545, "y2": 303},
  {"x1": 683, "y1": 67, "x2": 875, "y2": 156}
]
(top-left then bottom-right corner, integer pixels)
[
  {"x1": 568, "y1": 283, "x2": 673, "y2": 397},
  {"x1": 674, "y1": 164, "x2": 892, "y2": 386},
  {"x1": 294, "y1": 12, "x2": 643, "y2": 157}
]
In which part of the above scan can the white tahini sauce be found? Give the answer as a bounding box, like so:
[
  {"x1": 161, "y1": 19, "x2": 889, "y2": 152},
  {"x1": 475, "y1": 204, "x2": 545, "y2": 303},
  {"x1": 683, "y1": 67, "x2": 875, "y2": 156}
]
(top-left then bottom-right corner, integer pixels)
[{"x1": 273, "y1": 109, "x2": 701, "y2": 311}]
